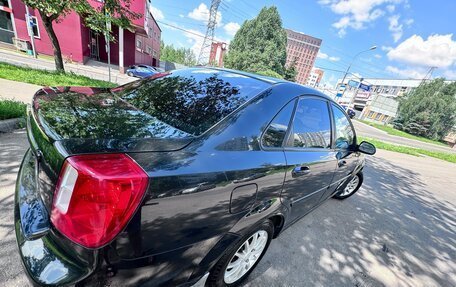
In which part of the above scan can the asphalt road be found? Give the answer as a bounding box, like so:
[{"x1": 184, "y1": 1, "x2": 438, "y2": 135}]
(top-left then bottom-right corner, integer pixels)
[
  {"x1": 1, "y1": 131, "x2": 455, "y2": 287},
  {"x1": 352, "y1": 120, "x2": 456, "y2": 154}
]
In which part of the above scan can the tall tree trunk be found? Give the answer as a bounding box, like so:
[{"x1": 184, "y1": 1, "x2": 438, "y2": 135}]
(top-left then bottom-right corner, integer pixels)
[{"x1": 39, "y1": 12, "x2": 64, "y2": 72}]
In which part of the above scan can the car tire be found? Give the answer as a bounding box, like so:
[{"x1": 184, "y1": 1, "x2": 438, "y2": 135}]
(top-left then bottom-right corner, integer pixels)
[
  {"x1": 206, "y1": 220, "x2": 274, "y2": 287},
  {"x1": 333, "y1": 172, "x2": 363, "y2": 200},
  {"x1": 127, "y1": 72, "x2": 134, "y2": 77}
]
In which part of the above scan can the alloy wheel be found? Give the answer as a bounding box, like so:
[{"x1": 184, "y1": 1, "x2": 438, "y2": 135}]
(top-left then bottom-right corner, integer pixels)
[
  {"x1": 339, "y1": 175, "x2": 360, "y2": 197},
  {"x1": 223, "y1": 230, "x2": 268, "y2": 284}
]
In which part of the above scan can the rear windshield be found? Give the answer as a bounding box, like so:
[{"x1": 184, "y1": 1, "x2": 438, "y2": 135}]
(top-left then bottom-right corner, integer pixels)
[{"x1": 112, "y1": 68, "x2": 270, "y2": 136}]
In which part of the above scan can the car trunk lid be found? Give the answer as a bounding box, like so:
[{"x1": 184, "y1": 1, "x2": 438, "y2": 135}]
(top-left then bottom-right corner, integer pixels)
[{"x1": 26, "y1": 85, "x2": 194, "y2": 214}]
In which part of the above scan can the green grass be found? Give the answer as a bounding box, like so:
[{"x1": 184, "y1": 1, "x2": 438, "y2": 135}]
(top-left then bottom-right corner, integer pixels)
[
  {"x1": 0, "y1": 99, "x2": 26, "y2": 120},
  {"x1": 359, "y1": 136, "x2": 456, "y2": 164},
  {"x1": 357, "y1": 119, "x2": 447, "y2": 147},
  {"x1": 0, "y1": 62, "x2": 116, "y2": 88}
]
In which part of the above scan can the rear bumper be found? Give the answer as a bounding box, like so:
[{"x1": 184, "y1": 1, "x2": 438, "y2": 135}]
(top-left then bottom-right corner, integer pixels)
[
  {"x1": 15, "y1": 149, "x2": 96, "y2": 286},
  {"x1": 14, "y1": 151, "x2": 228, "y2": 287}
]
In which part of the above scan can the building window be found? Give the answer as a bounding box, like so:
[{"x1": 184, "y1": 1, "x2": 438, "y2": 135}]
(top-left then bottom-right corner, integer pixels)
[
  {"x1": 136, "y1": 39, "x2": 142, "y2": 49},
  {"x1": 30, "y1": 16, "x2": 40, "y2": 38},
  {"x1": 153, "y1": 50, "x2": 157, "y2": 57},
  {"x1": 146, "y1": 46, "x2": 152, "y2": 55},
  {"x1": 0, "y1": 0, "x2": 10, "y2": 7}
]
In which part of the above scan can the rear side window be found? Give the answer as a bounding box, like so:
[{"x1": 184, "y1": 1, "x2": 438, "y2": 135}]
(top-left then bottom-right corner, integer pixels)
[
  {"x1": 287, "y1": 98, "x2": 331, "y2": 149},
  {"x1": 113, "y1": 69, "x2": 270, "y2": 136},
  {"x1": 262, "y1": 100, "x2": 295, "y2": 148}
]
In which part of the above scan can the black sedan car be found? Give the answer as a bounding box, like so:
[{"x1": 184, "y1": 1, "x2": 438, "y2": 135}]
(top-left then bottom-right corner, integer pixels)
[{"x1": 15, "y1": 68, "x2": 375, "y2": 287}]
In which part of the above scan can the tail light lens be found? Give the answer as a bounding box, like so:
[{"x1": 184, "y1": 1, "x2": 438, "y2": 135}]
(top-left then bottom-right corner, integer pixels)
[{"x1": 51, "y1": 153, "x2": 148, "y2": 248}]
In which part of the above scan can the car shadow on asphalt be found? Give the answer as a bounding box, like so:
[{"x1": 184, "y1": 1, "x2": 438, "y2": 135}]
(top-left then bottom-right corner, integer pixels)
[{"x1": 246, "y1": 156, "x2": 455, "y2": 287}]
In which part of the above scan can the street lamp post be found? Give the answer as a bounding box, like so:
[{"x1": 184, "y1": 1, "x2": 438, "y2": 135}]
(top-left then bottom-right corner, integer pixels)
[{"x1": 339, "y1": 46, "x2": 377, "y2": 106}]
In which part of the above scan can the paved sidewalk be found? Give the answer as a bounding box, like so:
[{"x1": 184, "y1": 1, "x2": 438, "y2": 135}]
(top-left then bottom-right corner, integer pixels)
[
  {"x1": 0, "y1": 78, "x2": 41, "y2": 103},
  {"x1": 0, "y1": 48, "x2": 134, "y2": 85}
]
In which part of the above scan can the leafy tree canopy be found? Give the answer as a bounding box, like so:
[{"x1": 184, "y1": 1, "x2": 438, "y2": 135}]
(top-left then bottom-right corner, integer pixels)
[
  {"x1": 224, "y1": 6, "x2": 287, "y2": 78},
  {"x1": 23, "y1": 0, "x2": 140, "y2": 71},
  {"x1": 255, "y1": 69, "x2": 284, "y2": 79},
  {"x1": 284, "y1": 57, "x2": 297, "y2": 82},
  {"x1": 160, "y1": 41, "x2": 197, "y2": 66},
  {"x1": 23, "y1": 0, "x2": 139, "y2": 32},
  {"x1": 395, "y1": 78, "x2": 456, "y2": 140}
]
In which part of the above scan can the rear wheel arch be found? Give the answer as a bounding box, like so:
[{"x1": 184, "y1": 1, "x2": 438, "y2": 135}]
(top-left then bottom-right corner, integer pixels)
[{"x1": 269, "y1": 214, "x2": 285, "y2": 238}]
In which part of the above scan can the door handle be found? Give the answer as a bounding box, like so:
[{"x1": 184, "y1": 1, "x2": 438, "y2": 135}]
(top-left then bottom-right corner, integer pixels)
[
  {"x1": 338, "y1": 160, "x2": 347, "y2": 167},
  {"x1": 292, "y1": 165, "x2": 310, "y2": 176}
]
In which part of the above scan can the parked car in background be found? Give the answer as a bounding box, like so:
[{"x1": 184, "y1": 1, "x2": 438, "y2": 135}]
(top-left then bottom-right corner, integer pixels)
[
  {"x1": 341, "y1": 105, "x2": 356, "y2": 119},
  {"x1": 15, "y1": 68, "x2": 376, "y2": 287},
  {"x1": 126, "y1": 64, "x2": 160, "y2": 78}
]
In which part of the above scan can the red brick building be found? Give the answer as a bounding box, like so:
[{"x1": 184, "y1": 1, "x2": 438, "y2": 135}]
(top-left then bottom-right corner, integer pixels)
[
  {"x1": 0, "y1": 0, "x2": 161, "y2": 72},
  {"x1": 285, "y1": 29, "x2": 322, "y2": 84},
  {"x1": 209, "y1": 42, "x2": 227, "y2": 67}
]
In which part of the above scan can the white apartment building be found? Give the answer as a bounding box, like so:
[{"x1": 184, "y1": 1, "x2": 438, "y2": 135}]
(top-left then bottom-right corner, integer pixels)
[{"x1": 335, "y1": 78, "x2": 422, "y2": 123}]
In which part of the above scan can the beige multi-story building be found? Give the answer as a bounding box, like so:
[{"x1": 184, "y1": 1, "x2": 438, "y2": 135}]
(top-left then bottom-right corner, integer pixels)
[
  {"x1": 306, "y1": 68, "x2": 324, "y2": 87},
  {"x1": 285, "y1": 29, "x2": 322, "y2": 84}
]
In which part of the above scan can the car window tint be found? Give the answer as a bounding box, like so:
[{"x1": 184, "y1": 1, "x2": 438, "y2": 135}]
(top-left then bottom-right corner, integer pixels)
[
  {"x1": 288, "y1": 98, "x2": 331, "y2": 149},
  {"x1": 262, "y1": 100, "x2": 295, "y2": 148},
  {"x1": 113, "y1": 68, "x2": 270, "y2": 136},
  {"x1": 332, "y1": 104, "x2": 355, "y2": 149}
]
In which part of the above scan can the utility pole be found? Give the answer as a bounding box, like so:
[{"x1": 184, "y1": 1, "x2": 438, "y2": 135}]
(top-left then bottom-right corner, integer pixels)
[
  {"x1": 197, "y1": 0, "x2": 221, "y2": 65},
  {"x1": 104, "y1": 8, "x2": 112, "y2": 82},
  {"x1": 24, "y1": 5, "x2": 36, "y2": 58}
]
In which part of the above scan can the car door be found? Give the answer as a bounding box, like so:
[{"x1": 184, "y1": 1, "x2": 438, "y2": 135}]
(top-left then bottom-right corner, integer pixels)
[
  {"x1": 325, "y1": 103, "x2": 360, "y2": 198},
  {"x1": 281, "y1": 97, "x2": 338, "y2": 223},
  {"x1": 136, "y1": 67, "x2": 149, "y2": 78}
]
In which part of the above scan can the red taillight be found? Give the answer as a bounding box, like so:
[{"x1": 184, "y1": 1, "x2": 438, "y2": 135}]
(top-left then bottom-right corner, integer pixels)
[{"x1": 51, "y1": 153, "x2": 148, "y2": 248}]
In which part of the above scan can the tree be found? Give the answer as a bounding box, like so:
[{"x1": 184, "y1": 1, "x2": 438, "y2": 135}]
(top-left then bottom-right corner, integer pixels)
[
  {"x1": 284, "y1": 57, "x2": 297, "y2": 82},
  {"x1": 224, "y1": 6, "x2": 287, "y2": 77},
  {"x1": 395, "y1": 79, "x2": 456, "y2": 140},
  {"x1": 23, "y1": 0, "x2": 140, "y2": 71},
  {"x1": 160, "y1": 41, "x2": 197, "y2": 66},
  {"x1": 256, "y1": 70, "x2": 284, "y2": 79}
]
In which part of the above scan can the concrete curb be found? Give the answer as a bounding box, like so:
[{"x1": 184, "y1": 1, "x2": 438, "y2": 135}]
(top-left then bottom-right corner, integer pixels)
[{"x1": 0, "y1": 118, "x2": 21, "y2": 133}]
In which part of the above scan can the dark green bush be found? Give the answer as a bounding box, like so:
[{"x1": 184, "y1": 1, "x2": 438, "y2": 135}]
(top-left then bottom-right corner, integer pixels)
[{"x1": 0, "y1": 99, "x2": 26, "y2": 120}]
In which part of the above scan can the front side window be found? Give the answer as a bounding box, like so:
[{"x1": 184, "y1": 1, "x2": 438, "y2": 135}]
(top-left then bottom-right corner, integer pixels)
[
  {"x1": 332, "y1": 104, "x2": 355, "y2": 149},
  {"x1": 136, "y1": 67, "x2": 149, "y2": 73},
  {"x1": 262, "y1": 100, "x2": 295, "y2": 148},
  {"x1": 288, "y1": 98, "x2": 331, "y2": 149}
]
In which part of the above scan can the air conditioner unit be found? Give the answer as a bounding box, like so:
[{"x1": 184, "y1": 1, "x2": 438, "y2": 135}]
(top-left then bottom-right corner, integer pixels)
[{"x1": 14, "y1": 38, "x2": 29, "y2": 51}]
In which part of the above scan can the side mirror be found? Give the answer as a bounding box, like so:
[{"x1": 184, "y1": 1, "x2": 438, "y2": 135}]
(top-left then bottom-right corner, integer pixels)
[{"x1": 358, "y1": 141, "x2": 376, "y2": 155}]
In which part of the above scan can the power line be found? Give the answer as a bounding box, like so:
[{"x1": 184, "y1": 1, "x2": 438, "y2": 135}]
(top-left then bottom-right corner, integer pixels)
[
  {"x1": 157, "y1": 20, "x2": 206, "y2": 39},
  {"x1": 321, "y1": 44, "x2": 393, "y2": 78}
]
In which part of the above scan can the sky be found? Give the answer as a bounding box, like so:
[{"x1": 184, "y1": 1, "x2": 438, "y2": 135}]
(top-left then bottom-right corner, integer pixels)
[{"x1": 149, "y1": 0, "x2": 456, "y2": 86}]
